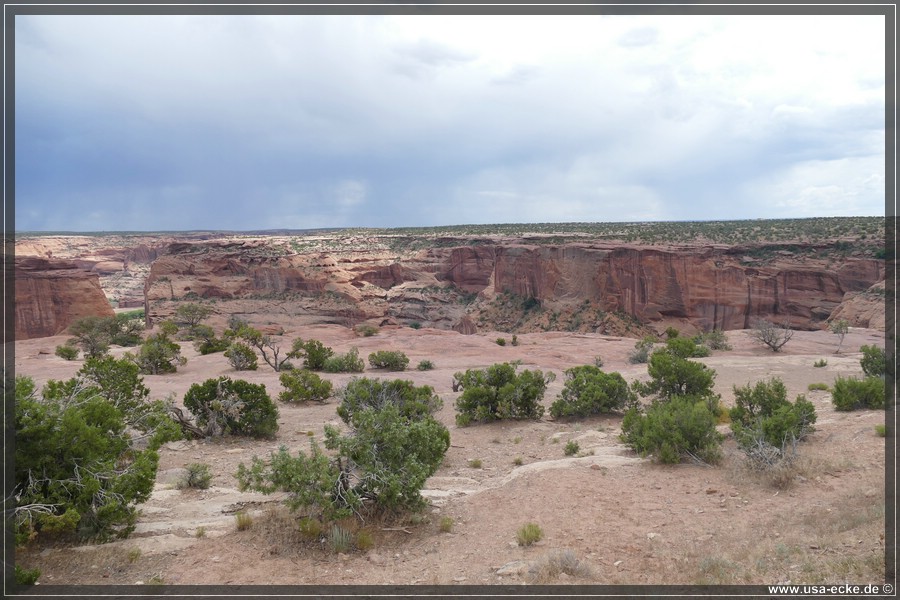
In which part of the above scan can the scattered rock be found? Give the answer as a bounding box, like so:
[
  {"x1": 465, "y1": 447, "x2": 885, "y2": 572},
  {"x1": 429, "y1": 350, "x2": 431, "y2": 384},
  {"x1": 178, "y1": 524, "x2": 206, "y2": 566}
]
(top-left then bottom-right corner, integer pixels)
[{"x1": 496, "y1": 561, "x2": 528, "y2": 576}]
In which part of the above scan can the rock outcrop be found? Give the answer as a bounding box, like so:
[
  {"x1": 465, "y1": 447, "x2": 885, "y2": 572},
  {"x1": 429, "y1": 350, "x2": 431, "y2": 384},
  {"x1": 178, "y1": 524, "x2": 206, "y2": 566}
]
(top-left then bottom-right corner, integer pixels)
[
  {"x1": 827, "y1": 281, "x2": 887, "y2": 330},
  {"x1": 142, "y1": 239, "x2": 885, "y2": 334},
  {"x1": 15, "y1": 257, "x2": 115, "y2": 340}
]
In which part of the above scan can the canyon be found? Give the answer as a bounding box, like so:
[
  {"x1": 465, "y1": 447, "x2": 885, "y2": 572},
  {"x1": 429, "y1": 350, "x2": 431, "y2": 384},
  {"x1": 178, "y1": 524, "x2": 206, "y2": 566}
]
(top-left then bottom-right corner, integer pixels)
[{"x1": 14, "y1": 220, "x2": 886, "y2": 341}]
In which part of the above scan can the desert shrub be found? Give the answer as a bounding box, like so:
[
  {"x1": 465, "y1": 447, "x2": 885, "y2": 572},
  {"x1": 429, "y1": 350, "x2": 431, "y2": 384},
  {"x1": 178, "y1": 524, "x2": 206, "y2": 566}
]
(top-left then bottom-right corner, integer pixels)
[
  {"x1": 179, "y1": 463, "x2": 213, "y2": 490},
  {"x1": 183, "y1": 377, "x2": 279, "y2": 439},
  {"x1": 322, "y1": 347, "x2": 365, "y2": 373},
  {"x1": 174, "y1": 302, "x2": 212, "y2": 329},
  {"x1": 127, "y1": 333, "x2": 186, "y2": 375},
  {"x1": 730, "y1": 378, "x2": 817, "y2": 451},
  {"x1": 417, "y1": 359, "x2": 435, "y2": 371},
  {"x1": 409, "y1": 322, "x2": 422, "y2": 330},
  {"x1": 516, "y1": 522, "x2": 544, "y2": 546},
  {"x1": 327, "y1": 380, "x2": 450, "y2": 512},
  {"x1": 627, "y1": 336, "x2": 656, "y2": 364},
  {"x1": 632, "y1": 349, "x2": 717, "y2": 402},
  {"x1": 356, "y1": 324, "x2": 379, "y2": 337},
  {"x1": 328, "y1": 525, "x2": 352, "y2": 553},
  {"x1": 15, "y1": 565, "x2": 41, "y2": 586},
  {"x1": 454, "y1": 363, "x2": 552, "y2": 426},
  {"x1": 235, "y1": 512, "x2": 253, "y2": 531},
  {"x1": 808, "y1": 382, "x2": 829, "y2": 391},
  {"x1": 439, "y1": 516, "x2": 453, "y2": 533},
  {"x1": 593, "y1": 356, "x2": 604, "y2": 368},
  {"x1": 237, "y1": 376, "x2": 450, "y2": 520},
  {"x1": 829, "y1": 319, "x2": 849, "y2": 352},
  {"x1": 355, "y1": 528, "x2": 375, "y2": 551},
  {"x1": 527, "y1": 549, "x2": 595, "y2": 584},
  {"x1": 859, "y1": 345, "x2": 887, "y2": 378},
  {"x1": 813, "y1": 358, "x2": 828, "y2": 368},
  {"x1": 749, "y1": 319, "x2": 794, "y2": 352},
  {"x1": 67, "y1": 315, "x2": 113, "y2": 358},
  {"x1": 237, "y1": 440, "x2": 350, "y2": 522},
  {"x1": 225, "y1": 342, "x2": 258, "y2": 371},
  {"x1": 14, "y1": 366, "x2": 179, "y2": 544},
  {"x1": 192, "y1": 324, "x2": 231, "y2": 355},
  {"x1": 620, "y1": 396, "x2": 723, "y2": 465},
  {"x1": 468, "y1": 458, "x2": 483, "y2": 468},
  {"x1": 234, "y1": 325, "x2": 297, "y2": 372},
  {"x1": 665, "y1": 326, "x2": 680, "y2": 339},
  {"x1": 695, "y1": 329, "x2": 732, "y2": 351},
  {"x1": 831, "y1": 376, "x2": 885, "y2": 411},
  {"x1": 511, "y1": 334, "x2": 520, "y2": 346},
  {"x1": 368, "y1": 350, "x2": 410, "y2": 371},
  {"x1": 495, "y1": 337, "x2": 507, "y2": 346},
  {"x1": 278, "y1": 369, "x2": 333, "y2": 404},
  {"x1": 664, "y1": 337, "x2": 710, "y2": 358},
  {"x1": 875, "y1": 424, "x2": 886, "y2": 437},
  {"x1": 336, "y1": 377, "x2": 442, "y2": 422},
  {"x1": 549, "y1": 365, "x2": 636, "y2": 418},
  {"x1": 54, "y1": 343, "x2": 79, "y2": 361},
  {"x1": 292, "y1": 339, "x2": 334, "y2": 371},
  {"x1": 564, "y1": 440, "x2": 580, "y2": 456}
]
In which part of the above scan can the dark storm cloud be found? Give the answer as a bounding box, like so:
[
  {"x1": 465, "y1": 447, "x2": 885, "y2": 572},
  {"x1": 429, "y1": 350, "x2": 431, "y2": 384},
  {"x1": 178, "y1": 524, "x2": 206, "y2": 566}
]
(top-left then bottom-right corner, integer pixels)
[{"x1": 14, "y1": 14, "x2": 885, "y2": 232}]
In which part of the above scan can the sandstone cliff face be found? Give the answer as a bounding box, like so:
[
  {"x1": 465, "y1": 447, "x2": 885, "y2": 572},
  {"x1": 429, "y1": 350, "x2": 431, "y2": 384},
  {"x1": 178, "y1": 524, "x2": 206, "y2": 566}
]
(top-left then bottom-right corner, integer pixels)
[
  {"x1": 484, "y1": 245, "x2": 883, "y2": 331},
  {"x1": 15, "y1": 257, "x2": 115, "y2": 340},
  {"x1": 828, "y1": 281, "x2": 887, "y2": 330},
  {"x1": 143, "y1": 240, "x2": 885, "y2": 334}
]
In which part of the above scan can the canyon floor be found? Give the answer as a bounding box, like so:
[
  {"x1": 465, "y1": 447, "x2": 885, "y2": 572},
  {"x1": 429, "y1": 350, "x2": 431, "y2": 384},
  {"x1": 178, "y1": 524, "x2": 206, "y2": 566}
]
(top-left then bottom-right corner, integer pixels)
[{"x1": 14, "y1": 325, "x2": 888, "y2": 588}]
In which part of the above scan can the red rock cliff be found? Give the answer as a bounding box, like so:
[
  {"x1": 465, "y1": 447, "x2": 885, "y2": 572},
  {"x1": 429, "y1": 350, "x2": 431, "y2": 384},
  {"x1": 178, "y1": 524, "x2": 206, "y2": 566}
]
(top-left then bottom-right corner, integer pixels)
[
  {"x1": 15, "y1": 257, "x2": 115, "y2": 340},
  {"x1": 143, "y1": 240, "x2": 884, "y2": 333}
]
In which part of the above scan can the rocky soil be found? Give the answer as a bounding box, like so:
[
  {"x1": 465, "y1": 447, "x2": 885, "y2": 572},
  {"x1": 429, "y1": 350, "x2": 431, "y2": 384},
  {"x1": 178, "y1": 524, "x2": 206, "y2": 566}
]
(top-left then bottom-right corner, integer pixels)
[{"x1": 15, "y1": 324, "x2": 888, "y2": 587}]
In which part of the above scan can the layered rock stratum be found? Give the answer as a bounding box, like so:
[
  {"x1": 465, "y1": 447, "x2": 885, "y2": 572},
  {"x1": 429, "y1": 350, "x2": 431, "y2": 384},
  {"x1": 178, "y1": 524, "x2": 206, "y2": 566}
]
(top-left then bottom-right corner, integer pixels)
[
  {"x1": 15, "y1": 219, "x2": 887, "y2": 340},
  {"x1": 14, "y1": 257, "x2": 115, "y2": 340}
]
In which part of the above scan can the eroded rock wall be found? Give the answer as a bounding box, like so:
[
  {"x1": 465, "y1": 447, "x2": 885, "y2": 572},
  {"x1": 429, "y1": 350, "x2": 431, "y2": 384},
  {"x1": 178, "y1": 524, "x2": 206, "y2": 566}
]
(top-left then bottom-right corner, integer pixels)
[
  {"x1": 142, "y1": 240, "x2": 885, "y2": 334},
  {"x1": 15, "y1": 257, "x2": 115, "y2": 340}
]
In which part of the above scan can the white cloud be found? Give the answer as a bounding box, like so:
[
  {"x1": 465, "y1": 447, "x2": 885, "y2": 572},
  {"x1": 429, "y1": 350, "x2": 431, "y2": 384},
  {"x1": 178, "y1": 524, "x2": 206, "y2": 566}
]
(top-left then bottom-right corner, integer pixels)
[{"x1": 15, "y1": 13, "x2": 886, "y2": 230}]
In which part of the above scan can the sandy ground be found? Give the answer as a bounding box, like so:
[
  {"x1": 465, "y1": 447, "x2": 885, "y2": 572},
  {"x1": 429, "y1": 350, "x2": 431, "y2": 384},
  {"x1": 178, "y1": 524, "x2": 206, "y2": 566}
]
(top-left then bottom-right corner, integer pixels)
[{"x1": 14, "y1": 325, "x2": 889, "y2": 587}]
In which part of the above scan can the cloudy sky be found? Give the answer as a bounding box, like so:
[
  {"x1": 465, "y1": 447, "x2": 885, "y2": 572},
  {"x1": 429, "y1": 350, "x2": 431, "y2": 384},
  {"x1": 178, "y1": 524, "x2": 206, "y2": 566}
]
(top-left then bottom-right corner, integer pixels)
[{"x1": 15, "y1": 11, "x2": 886, "y2": 231}]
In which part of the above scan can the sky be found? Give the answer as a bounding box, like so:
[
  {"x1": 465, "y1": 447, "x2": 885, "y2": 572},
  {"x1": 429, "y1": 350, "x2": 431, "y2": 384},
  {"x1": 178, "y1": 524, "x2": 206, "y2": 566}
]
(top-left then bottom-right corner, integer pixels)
[{"x1": 14, "y1": 11, "x2": 887, "y2": 232}]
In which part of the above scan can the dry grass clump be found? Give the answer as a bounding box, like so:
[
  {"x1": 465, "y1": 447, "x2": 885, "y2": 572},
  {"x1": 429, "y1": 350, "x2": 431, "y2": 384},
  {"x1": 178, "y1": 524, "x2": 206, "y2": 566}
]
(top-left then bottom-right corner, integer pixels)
[
  {"x1": 516, "y1": 522, "x2": 543, "y2": 546},
  {"x1": 526, "y1": 549, "x2": 595, "y2": 583}
]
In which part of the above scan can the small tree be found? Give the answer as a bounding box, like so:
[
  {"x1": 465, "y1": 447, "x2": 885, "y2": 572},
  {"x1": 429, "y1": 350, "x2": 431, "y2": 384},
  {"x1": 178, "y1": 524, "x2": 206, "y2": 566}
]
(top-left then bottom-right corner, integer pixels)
[
  {"x1": 454, "y1": 363, "x2": 553, "y2": 426},
  {"x1": 14, "y1": 364, "x2": 179, "y2": 543},
  {"x1": 192, "y1": 324, "x2": 230, "y2": 355},
  {"x1": 183, "y1": 377, "x2": 279, "y2": 439},
  {"x1": 293, "y1": 339, "x2": 334, "y2": 371},
  {"x1": 324, "y1": 378, "x2": 449, "y2": 511},
  {"x1": 620, "y1": 343, "x2": 723, "y2": 464},
  {"x1": 729, "y1": 377, "x2": 817, "y2": 448},
  {"x1": 322, "y1": 348, "x2": 365, "y2": 373},
  {"x1": 279, "y1": 370, "x2": 333, "y2": 404},
  {"x1": 750, "y1": 319, "x2": 794, "y2": 352},
  {"x1": 859, "y1": 345, "x2": 887, "y2": 378},
  {"x1": 225, "y1": 342, "x2": 258, "y2": 371},
  {"x1": 549, "y1": 365, "x2": 636, "y2": 419},
  {"x1": 829, "y1": 319, "x2": 849, "y2": 353},
  {"x1": 620, "y1": 396, "x2": 723, "y2": 465},
  {"x1": 831, "y1": 376, "x2": 885, "y2": 411},
  {"x1": 632, "y1": 348, "x2": 717, "y2": 402},
  {"x1": 237, "y1": 377, "x2": 449, "y2": 520},
  {"x1": 236, "y1": 325, "x2": 297, "y2": 372},
  {"x1": 127, "y1": 332, "x2": 186, "y2": 375},
  {"x1": 174, "y1": 302, "x2": 213, "y2": 329},
  {"x1": 54, "y1": 343, "x2": 79, "y2": 361},
  {"x1": 368, "y1": 350, "x2": 410, "y2": 371},
  {"x1": 67, "y1": 315, "x2": 112, "y2": 358}
]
